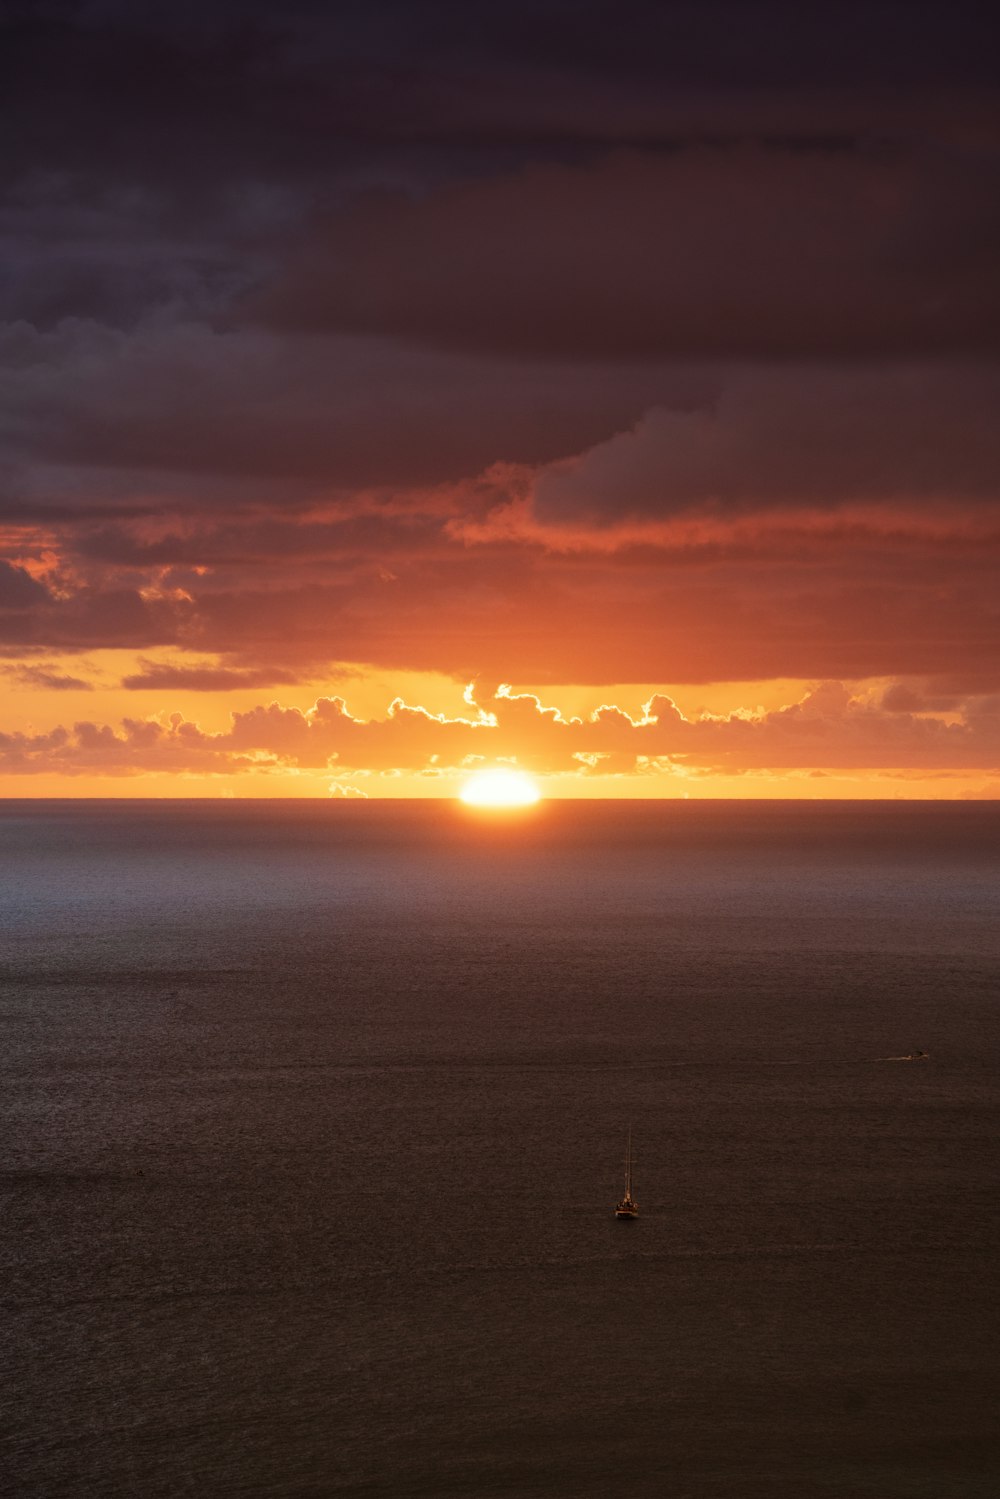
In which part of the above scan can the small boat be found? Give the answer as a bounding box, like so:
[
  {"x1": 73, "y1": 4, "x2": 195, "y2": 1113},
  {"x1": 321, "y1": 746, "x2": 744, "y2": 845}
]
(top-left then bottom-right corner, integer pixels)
[{"x1": 615, "y1": 1128, "x2": 639, "y2": 1219}]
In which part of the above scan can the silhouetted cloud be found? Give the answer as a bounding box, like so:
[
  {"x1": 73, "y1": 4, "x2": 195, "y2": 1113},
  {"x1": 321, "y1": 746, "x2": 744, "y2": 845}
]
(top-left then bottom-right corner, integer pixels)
[{"x1": 1, "y1": 683, "x2": 997, "y2": 780}]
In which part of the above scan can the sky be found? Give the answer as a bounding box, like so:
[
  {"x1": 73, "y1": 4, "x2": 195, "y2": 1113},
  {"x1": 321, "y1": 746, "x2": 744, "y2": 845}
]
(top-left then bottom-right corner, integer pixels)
[{"x1": 2, "y1": 0, "x2": 999, "y2": 797}]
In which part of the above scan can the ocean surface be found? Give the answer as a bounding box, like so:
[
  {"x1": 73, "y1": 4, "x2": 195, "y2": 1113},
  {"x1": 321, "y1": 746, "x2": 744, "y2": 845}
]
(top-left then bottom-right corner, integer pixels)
[{"x1": 1, "y1": 799, "x2": 998, "y2": 1498}]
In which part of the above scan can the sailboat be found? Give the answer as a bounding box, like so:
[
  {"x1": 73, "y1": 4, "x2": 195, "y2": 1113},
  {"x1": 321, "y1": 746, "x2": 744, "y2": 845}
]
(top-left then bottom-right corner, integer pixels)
[{"x1": 615, "y1": 1128, "x2": 639, "y2": 1218}]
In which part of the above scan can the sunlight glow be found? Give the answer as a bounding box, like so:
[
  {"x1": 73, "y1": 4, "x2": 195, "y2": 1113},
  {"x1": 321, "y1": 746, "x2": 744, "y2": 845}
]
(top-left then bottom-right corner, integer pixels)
[{"x1": 458, "y1": 768, "x2": 541, "y2": 807}]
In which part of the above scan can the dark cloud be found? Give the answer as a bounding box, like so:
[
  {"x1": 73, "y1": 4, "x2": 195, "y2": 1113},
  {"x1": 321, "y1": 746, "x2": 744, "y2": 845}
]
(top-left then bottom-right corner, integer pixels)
[
  {"x1": 0, "y1": 559, "x2": 47, "y2": 607},
  {"x1": 4, "y1": 1, "x2": 998, "y2": 332},
  {"x1": 530, "y1": 364, "x2": 1000, "y2": 520},
  {"x1": 7, "y1": 662, "x2": 93, "y2": 690},
  {"x1": 0, "y1": 586, "x2": 188, "y2": 652},
  {"x1": 259, "y1": 147, "x2": 1000, "y2": 361},
  {"x1": 121, "y1": 660, "x2": 300, "y2": 691},
  {"x1": 1, "y1": 0, "x2": 998, "y2": 729},
  {"x1": 0, "y1": 319, "x2": 708, "y2": 493}
]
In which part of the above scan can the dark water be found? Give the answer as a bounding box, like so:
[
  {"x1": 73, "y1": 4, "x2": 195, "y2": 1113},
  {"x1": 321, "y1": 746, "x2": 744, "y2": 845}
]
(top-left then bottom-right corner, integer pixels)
[{"x1": 2, "y1": 799, "x2": 998, "y2": 1498}]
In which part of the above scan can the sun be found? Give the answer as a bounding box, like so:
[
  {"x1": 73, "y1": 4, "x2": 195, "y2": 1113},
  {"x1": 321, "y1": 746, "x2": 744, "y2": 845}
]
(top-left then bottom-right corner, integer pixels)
[{"x1": 458, "y1": 768, "x2": 541, "y2": 807}]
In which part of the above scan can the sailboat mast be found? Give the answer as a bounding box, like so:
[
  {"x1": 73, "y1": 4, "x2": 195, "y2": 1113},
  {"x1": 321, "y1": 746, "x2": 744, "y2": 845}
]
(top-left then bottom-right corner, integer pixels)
[{"x1": 614, "y1": 1125, "x2": 639, "y2": 1217}]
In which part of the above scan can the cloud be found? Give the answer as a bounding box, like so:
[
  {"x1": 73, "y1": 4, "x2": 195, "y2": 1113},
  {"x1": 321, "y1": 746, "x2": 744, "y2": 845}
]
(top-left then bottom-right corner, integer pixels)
[
  {"x1": 6, "y1": 663, "x2": 94, "y2": 690},
  {"x1": 3, "y1": 485, "x2": 1000, "y2": 685},
  {"x1": 528, "y1": 364, "x2": 1000, "y2": 521},
  {"x1": 0, "y1": 586, "x2": 188, "y2": 652},
  {"x1": 121, "y1": 660, "x2": 300, "y2": 691},
  {"x1": 1, "y1": 682, "x2": 998, "y2": 781},
  {"x1": 2, "y1": 1, "x2": 998, "y2": 729},
  {"x1": 0, "y1": 318, "x2": 705, "y2": 495},
  {"x1": 8, "y1": 6, "x2": 993, "y2": 247},
  {"x1": 258, "y1": 147, "x2": 1000, "y2": 360},
  {"x1": 5, "y1": 335, "x2": 997, "y2": 686},
  {"x1": 0, "y1": 559, "x2": 48, "y2": 607}
]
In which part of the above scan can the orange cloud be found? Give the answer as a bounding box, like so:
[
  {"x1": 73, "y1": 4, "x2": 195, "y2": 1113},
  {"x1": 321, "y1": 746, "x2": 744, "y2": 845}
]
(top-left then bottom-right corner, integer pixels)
[{"x1": 1, "y1": 682, "x2": 997, "y2": 783}]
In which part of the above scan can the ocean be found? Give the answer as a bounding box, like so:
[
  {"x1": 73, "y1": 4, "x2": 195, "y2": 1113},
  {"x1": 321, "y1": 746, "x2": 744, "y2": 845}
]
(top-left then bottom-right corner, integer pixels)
[{"x1": 2, "y1": 799, "x2": 998, "y2": 1497}]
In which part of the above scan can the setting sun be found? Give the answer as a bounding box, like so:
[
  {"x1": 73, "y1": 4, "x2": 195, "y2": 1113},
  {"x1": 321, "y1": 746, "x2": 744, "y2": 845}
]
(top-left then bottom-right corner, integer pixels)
[{"x1": 458, "y1": 768, "x2": 541, "y2": 807}]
